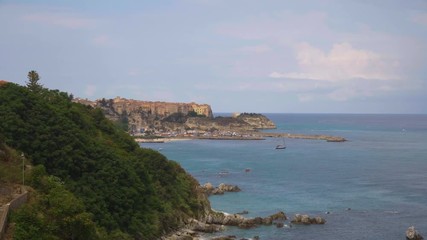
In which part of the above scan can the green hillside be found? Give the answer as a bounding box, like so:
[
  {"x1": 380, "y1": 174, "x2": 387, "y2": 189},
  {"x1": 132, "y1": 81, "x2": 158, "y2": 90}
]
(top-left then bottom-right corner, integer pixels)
[{"x1": 0, "y1": 82, "x2": 209, "y2": 239}]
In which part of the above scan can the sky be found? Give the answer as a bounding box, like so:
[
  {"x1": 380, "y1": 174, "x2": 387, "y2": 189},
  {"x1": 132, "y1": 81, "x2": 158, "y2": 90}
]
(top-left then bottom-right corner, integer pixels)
[{"x1": 1, "y1": 0, "x2": 427, "y2": 113}]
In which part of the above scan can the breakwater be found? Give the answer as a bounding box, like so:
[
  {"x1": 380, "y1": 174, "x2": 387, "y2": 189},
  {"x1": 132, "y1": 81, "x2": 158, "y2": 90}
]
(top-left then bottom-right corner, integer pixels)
[{"x1": 257, "y1": 132, "x2": 347, "y2": 142}]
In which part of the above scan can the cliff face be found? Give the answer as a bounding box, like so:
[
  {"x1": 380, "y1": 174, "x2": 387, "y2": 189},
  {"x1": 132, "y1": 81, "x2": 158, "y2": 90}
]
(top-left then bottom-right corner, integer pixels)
[
  {"x1": 74, "y1": 97, "x2": 276, "y2": 133},
  {"x1": 107, "y1": 97, "x2": 213, "y2": 118},
  {"x1": 74, "y1": 97, "x2": 214, "y2": 133}
]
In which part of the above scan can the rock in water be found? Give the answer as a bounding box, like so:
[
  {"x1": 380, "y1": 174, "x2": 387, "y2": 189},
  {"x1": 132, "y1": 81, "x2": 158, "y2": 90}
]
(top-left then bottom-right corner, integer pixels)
[
  {"x1": 212, "y1": 236, "x2": 236, "y2": 240},
  {"x1": 314, "y1": 216, "x2": 326, "y2": 224},
  {"x1": 406, "y1": 226, "x2": 424, "y2": 240},
  {"x1": 203, "y1": 182, "x2": 214, "y2": 191},
  {"x1": 202, "y1": 183, "x2": 241, "y2": 195},
  {"x1": 218, "y1": 183, "x2": 241, "y2": 192},
  {"x1": 291, "y1": 213, "x2": 326, "y2": 225},
  {"x1": 275, "y1": 222, "x2": 284, "y2": 228}
]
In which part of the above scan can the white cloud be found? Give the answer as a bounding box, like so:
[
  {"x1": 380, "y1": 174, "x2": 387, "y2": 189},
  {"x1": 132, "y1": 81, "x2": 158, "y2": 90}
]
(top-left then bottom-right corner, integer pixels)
[{"x1": 270, "y1": 42, "x2": 399, "y2": 81}]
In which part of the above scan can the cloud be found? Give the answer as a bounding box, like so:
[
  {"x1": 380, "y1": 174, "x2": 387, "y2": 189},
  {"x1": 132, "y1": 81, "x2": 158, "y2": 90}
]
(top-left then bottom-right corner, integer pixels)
[
  {"x1": 270, "y1": 42, "x2": 399, "y2": 81},
  {"x1": 23, "y1": 12, "x2": 95, "y2": 29}
]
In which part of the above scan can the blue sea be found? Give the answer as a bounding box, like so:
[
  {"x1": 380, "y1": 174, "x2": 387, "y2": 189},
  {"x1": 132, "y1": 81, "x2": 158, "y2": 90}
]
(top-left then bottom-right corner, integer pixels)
[{"x1": 142, "y1": 114, "x2": 427, "y2": 240}]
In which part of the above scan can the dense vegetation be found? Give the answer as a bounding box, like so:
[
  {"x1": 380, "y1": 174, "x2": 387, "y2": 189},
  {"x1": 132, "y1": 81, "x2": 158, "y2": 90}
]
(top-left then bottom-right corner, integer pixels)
[
  {"x1": 0, "y1": 82, "x2": 209, "y2": 239},
  {"x1": 0, "y1": 139, "x2": 25, "y2": 184}
]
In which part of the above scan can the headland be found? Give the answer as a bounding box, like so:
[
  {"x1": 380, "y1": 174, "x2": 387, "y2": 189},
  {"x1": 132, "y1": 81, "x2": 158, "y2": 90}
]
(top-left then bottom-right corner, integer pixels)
[{"x1": 73, "y1": 97, "x2": 346, "y2": 142}]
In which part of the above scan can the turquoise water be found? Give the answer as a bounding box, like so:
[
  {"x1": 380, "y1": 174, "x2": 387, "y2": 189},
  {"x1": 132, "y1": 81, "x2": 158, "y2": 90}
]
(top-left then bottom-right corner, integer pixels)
[{"x1": 142, "y1": 114, "x2": 427, "y2": 239}]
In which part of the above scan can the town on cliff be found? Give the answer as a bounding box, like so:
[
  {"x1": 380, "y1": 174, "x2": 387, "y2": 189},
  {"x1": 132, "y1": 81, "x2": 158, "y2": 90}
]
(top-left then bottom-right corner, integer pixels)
[{"x1": 73, "y1": 97, "x2": 346, "y2": 142}]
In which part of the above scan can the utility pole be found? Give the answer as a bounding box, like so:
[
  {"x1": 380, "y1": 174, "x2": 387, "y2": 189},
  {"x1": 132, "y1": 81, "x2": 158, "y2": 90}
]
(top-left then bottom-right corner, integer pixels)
[{"x1": 21, "y1": 153, "x2": 25, "y2": 185}]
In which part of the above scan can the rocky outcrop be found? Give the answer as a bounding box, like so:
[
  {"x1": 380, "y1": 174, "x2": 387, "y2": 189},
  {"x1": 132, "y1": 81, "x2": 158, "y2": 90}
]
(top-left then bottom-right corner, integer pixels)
[
  {"x1": 202, "y1": 183, "x2": 241, "y2": 195},
  {"x1": 73, "y1": 97, "x2": 276, "y2": 134},
  {"x1": 162, "y1": 211, "x2": 287, "y2": 239},
  {"x1": 206, "y1": 211, "x2": 287, "y2": 229},
  {"x1": 185, "y1": 114, "x2": 276, "y2": 132},
  {"x1": 406, "y1": 226, "x2": 424, "y2": 240},
  {"x1": 73, "y1": 97, "x2": 214, "y2": 132},
  {"x1": 185, "y1": 117, "x2": 255, "y2": 132},
  {"x1": 291, "y1": 214, "x2": 326, "y2": 225},
  {"x1": 211, "y1": 236, "x2": 237, "y2": 240},
  {"x1": 235, "y1": 113, "x2": 276, "y2": 129}
]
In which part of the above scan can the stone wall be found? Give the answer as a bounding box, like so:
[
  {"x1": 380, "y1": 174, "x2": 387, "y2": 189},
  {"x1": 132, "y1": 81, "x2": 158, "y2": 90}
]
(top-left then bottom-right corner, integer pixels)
[
  {"x1": 0, "y1": 205, "x2": 8, "y2": 240},
  {"x1": 0, "y1": 191, "x2": 28, "y2": 240}
]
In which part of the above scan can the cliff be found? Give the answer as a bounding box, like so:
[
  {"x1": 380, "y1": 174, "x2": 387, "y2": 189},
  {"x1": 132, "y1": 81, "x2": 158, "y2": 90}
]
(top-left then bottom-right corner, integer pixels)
[
  {"x1": 74, "y1": 97, "x2": 213, "y2": 132},
  {"x1": 73, "y1": 97, "x2": 276, "y2": 134}
]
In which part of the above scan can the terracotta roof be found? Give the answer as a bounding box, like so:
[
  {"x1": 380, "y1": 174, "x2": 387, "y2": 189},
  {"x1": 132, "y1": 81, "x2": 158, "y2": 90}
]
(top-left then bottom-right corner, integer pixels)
[{"x1": 0, "y1": 80, "x2": 8, "y2": 86}]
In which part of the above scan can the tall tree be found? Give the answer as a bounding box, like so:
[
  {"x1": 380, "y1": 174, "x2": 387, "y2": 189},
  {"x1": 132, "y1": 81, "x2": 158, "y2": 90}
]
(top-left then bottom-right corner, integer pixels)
[{"x1": 26, "y1": 70, "x2": 43, "y2": 92}]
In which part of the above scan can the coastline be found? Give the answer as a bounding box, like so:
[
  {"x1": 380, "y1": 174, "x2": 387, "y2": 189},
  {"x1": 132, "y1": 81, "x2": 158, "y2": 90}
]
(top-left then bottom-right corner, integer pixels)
[
  {"x1": 134, "y1": 138, "x2": 192, "y2": 143},
  {"x1": 153, "y1": 114, "x2": 427, "y2": 240},
  {"x1": 135, "y1": 132, "x2": 346, "y2": 143}
]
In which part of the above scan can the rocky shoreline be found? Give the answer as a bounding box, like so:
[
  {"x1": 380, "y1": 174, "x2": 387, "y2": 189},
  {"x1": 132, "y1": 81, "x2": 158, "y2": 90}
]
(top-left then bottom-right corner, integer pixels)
[
  {"x1": 161, "y1": 183, "x2": 326, "y2": 240},
  {"x1": 160, "y1": 209, "x2": 292, "y2": 240},
  {"x1": 163, "y1": 182, "x2": 424, "y2": 240}
]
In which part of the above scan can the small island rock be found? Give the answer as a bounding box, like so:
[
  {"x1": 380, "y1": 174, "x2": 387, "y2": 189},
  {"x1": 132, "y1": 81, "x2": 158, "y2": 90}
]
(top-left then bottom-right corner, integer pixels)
[
  {"x1": 406, "y1": 226, "x2": 424, "y2": 240},
  {"x1": 291, "y1": 214, "x2": 326, "y2": 225},
  {"x1": 202, "y1": 183, "x2": 241, "y2": 195}
]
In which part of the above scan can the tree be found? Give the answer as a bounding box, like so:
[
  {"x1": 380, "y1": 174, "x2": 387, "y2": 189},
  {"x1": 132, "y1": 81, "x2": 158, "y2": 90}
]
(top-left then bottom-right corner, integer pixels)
[{"x1": 26, "y1": 70, "x2": 43, "y2": 92}]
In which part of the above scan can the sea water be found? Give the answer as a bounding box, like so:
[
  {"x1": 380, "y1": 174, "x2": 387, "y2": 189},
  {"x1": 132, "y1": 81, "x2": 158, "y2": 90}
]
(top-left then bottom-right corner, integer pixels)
[{"x1": 141, "y1": 114, "x2": 427, "y2": 239}]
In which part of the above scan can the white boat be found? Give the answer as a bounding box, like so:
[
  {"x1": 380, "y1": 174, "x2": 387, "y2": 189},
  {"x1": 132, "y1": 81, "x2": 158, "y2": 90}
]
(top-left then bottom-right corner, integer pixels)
[{"x1": 275, "y1": 138, "x2": 286, "y2": 149}]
